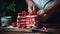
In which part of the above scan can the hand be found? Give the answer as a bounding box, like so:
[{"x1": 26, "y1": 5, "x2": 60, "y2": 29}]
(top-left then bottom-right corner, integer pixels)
[
  {"x1": 28, "y1": 2, "x2": 35, "y2": 13},
  {"x1": 37, "y1": 10, "x2": 45, "y2": 16},
  {"x1": 37, "y1": 10, "x2": 47, "y2": 22}
]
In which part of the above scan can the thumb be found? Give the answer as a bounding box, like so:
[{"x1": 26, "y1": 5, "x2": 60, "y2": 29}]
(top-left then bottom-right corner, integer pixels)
[{"x1": 28, "y1": 6, "x2": 32, "y2": 13}]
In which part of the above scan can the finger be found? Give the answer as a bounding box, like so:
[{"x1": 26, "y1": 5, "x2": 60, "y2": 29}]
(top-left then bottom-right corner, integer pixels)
[
  {"x1": 33, "y1": 5, "x2": 35, "y2": 11},
  {"x1": 40, "y1": 10, "x2": 44, "y2": 14},
  {"x1": 28, "y1": 6, "x2": 32, "y2": 13},
  {"x1": 37, "y1": 10, "x2": 41, "y2": 15},
  {"x1": 37, "y1": 10, "x2": 45, "y2": 15}
]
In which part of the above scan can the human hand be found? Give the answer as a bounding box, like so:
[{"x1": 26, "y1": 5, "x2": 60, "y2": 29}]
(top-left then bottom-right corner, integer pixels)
[
  {"x1": 28, "y1": 2, "x2": 35, "y2": 13},
  {"x1": 37, "y1": 10, "x2": 45, "y2": 16},
  {"x1": 37, "y1": 10, "x2": 47, "y2": 22}
]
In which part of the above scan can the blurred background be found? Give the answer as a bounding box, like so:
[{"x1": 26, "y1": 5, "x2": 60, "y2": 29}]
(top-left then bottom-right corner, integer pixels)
[{"x1": 0, "y1": 0, "x2": 28, "y2": 26}]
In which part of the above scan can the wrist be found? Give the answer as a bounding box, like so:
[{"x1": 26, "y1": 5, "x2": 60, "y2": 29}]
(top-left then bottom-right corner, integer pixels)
[{"x1": 26, "y1": 0, "x2": 33, "y2": 5}]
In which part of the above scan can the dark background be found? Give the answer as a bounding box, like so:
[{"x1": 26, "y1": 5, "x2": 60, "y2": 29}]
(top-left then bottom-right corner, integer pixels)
[{"x1": 0, "y1": 0, "x2": 28, "y2": 26}]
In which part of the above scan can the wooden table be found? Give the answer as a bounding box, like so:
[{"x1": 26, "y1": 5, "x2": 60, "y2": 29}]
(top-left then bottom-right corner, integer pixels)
[{"x1": 0, "y1": 24, "x2": 60, "y2": 34}]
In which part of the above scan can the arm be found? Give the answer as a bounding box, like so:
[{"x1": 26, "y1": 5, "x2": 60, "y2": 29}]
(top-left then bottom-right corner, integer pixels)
[
  {"x1": 26, "y1": 0, "x2": 33, "y2": 5},
  {"x1": 44, "y1": 0, "x2": 60, "y2": 15},
  {"x1": 41, "y1": 0, "x2": 60, "y2": 22}
]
